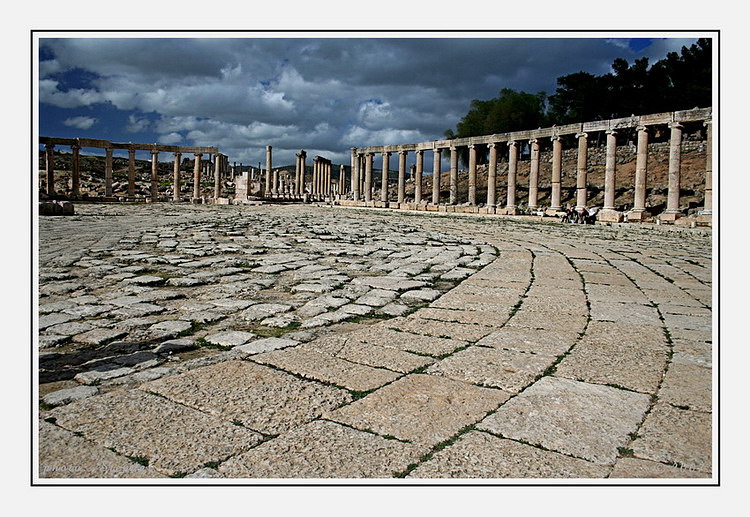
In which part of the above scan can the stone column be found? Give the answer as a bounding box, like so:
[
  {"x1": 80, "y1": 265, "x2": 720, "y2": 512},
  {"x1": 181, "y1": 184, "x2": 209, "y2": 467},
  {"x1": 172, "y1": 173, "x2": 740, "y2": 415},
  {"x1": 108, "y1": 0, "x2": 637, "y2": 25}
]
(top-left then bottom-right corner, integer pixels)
[
  {"x1": 173, "y1": 152, "x2": 182, "y2": 202},
  {"x1": 415, "y1": 150, "x2": 424, "y2": 204},
  {"x1": 326, "y1": 161, "x2": 332, "y2": 197},
  {"x1": 213, "y1": 153, "x2": 222, "y2": 199},
  {"x1": 265, "y1": 145, "x2": 272, "y2": 197},
  {"x1": 294, "y1": 152, "x2": 302, "y2": 197},
  {"x1": 703, "y1": 119, "x2": 713, "y2": 214},
  {"x1": 353, "y1": 153, "x2": 361, "y2": 201},
  {"x1": 449, "y1": 146, "x2": 458, "y2": 205},
  {"x1": 151, "y1": 150, "x2": 160, "y2": 201},
  {"x1": 550, "y1": 136, "x2": 562, "y2": 212},
  {"x1": 663, "y1": 122, "x2": 683, "y2": 220},
  {"x1": 312, "y1": 157, "x2": 319, "y2": 198},
  {"x1": 71, "y1": 142, "x2": 80, "y2": 197},
  {"x1": 300, "y1": 151, "x2": 307, "y2": 196},
  {"x1": 104, "y1": 147, "x2": 113, "y2": 197},
  {"x1": 127, "y1": 148, "x2": 136, "y2": 198},
  {"x1": 601, "y1": 130, "x2": 622, "y2": 222},
  {"x1": 350, "y1": 148, "x2": 357, "y2": 199},
  {"x1": 360, "y1": 155, "x2": 366, "y2": 195},
  {"x1": 630, "y1": 126, "x2": 649, "y2": 220},
  {"x1": 381, "y1": 151, "x2": 390, "y2": 203},
  {"x1": 487, "y1": 143, "x2": 497, "y2": 206},
  {"x1": 364, "y1": 152, "x2": 374, "y2": 202},
  {"x1": 575, "y1": 132, "x2": 588, "y2": 211},
  {"x1": 193, "y1": 153, "x2": 202, "y2": 200},
  {"x1": 45, "y1": 143, "x2": 55, "y2": 195},
  {"x1": 397, "y1": 150, "x2": 407, "y2": 204},
  {"x1": 432, "y1": 148, "x2": 442, "y2": 205},
  {"x1": 506, "y1": 141, "x2": 518, "y2": 213},
  {"x1": 528, "y1": 139, "x2": 539, "y2": 210},
  {"x1": 340, "y1": 164, "x2": 347, "y2": 197},
  {"x1": 468, "y1": 144, "x2": 477, "y2": 205}
]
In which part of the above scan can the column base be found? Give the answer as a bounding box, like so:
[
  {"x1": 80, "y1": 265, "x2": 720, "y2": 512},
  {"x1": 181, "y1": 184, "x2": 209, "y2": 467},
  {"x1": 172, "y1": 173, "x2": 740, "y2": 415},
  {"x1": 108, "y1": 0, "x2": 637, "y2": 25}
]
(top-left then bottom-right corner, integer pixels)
[
  {"x1": 658, "y1": 211, "x2": 682, "y2": 223},
  {"x1": 626, "y1": 209, "x2": 650, "y2": 222},
  {"x1": 501, "y1": 206, "x2": 519, "y2": 215},
  {"x1": 598, "y1": 209, "x2": 623, "y2": 223},
  {"x1": 545, "y1": 208, "x2": 564, "y2": 217}
]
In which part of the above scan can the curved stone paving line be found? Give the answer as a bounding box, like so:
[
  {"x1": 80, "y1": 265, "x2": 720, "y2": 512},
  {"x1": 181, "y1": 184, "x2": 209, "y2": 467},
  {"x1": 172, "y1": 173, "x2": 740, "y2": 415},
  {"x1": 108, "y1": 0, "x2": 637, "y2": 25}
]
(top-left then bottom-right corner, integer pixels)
[{"x1": 37, "y1": 204, "x2": 712, "y2": 480}]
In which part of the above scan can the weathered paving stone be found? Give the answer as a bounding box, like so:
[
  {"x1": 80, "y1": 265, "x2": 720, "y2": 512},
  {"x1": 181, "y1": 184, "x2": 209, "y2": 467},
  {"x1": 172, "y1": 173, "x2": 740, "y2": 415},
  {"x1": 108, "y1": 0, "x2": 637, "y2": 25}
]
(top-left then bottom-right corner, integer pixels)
[
  {"x1": 241, "y1": 303, "x2": 293, "y2": 321},
  {"x1": 142, "y1": 360, "x2": 352, "y2": 435},
  {"x1": 630, "y1": 403, "x2": 711, "y2": 473},
  {"x1": 475, "y1": 327, "x2": 573, "y2": 357},
  {"x1": 251, "y1": 347, "x2": 400, "y2": 391},
  {"x1": 204, "y1": 330, "x2": 256, "y2": 347},
  {"x1": 589, "y1": 301, "x2": 662, "y2": 325},
  {"x1": 42, "y1": 385, "x2": 99, "y2": 407},
  {"x1": 74, "y1": 367, "x2": 137, "y2": 385},
  {"x1": 426, "y1": 346, "x2": 555, "y2": 392},
  {"x1": 39, "y1": 420, "x2": 165, "y2": 479},
  {"x1": 327, "y1": 374, "x2": 509, "y2": 446},
  {"x1": 477, "y1": 376, "x2": 651, "y2": 465},
  {"x1": 39, "y1": 312, "x2": 75, "y2": 330},
  {"x1": 415, "y1": 307, "x2": 511, "y2": 326},
  {"x1": 71, "y1": 328, "x2": 128, "y2": 346},
  {"x1": 332, "y1": 341, "x2": 436, "y2": 374},
  {"x1": 46, "y1": 321, "x2": 96, "y2": 336},
  {"x1": 609, "y1": 457, "x2": 709, "y2": 478},
  {"x1": 219, "y1": 420, "x2": 430, "y2": 478},
  {"x1": 235, "y1": 337, "x2": 299, "y2": 356},
  {"x1": 386, "y1": 317, "x2": 495, "y2": 342},
  {"x1": 352, "y1": 276, "x2": 427, "y2": 292},
  {"x1": 350, "y1": 326, "x2": 467, "y2": 357},
  {"x1": 407, "y1": 431, "x2": 609, "y2": 478},
  {"x1": 148, "y1": 320, "x2": 193, "y2": 336},
  {"x1": 48, "y1": 389, "x2": 262, "y2": 476},
  {"x1": 657, "y1": 362, "x2": 712, "y2": 412}
]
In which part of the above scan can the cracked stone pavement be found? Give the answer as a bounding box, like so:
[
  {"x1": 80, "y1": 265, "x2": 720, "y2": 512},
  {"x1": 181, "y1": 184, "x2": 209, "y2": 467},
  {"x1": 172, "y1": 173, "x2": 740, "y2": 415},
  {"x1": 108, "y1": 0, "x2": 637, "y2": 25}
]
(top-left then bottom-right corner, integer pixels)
[{"x1": 36, "y1": 204, "x2": 713, "y2": 481}]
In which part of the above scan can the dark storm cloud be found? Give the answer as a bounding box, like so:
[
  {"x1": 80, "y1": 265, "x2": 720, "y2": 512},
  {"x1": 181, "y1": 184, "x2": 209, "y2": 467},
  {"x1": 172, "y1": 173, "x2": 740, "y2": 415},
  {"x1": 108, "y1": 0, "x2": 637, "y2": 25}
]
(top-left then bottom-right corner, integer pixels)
[{"x1": 39, "y1": 35, "x2": 701, "y2": 166}]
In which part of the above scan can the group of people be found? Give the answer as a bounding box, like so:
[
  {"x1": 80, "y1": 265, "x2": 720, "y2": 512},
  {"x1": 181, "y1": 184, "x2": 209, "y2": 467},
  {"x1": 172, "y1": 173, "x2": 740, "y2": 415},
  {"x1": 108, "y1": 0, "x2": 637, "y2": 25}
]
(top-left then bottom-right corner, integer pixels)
[{"x1": 561, "y1": 206, "x2": 599, "y2": 224}]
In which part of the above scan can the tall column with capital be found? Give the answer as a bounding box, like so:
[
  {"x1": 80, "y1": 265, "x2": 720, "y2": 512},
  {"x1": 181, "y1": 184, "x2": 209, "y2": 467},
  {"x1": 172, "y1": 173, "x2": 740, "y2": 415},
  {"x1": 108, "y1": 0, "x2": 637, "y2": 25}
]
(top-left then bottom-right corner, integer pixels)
[
  {"x1": 350, "y1": 149, "x2": 357, "y2": 199},
  {"x1": 575, "y1": 133, "x2": 588, "y2": 210},
  {"x1": 173, "y1": 152, "x2": 182, "y2": 202},
  {"x1": 487, "y1": 143, "x2": 497, "y2": 206},
  {"x1": 214, "y1": 153, "x2": 222, "y2": 199},
  {"x1": 127, "y1": 148, "x2": 136, "y2": 198},
  {"x1": 506, "y1": 141, "x2": 518, "y2": 212},
  {"x1": 265, "y1": 145, "x2": 272, "y2": 197},
  {"x1": 449, "y1": 146, "x2": 458, "y2": 205},
  {"x1": 294, "y1": 153, "x2": 301, "y2": 197},
  {"x1": 326, "y1": 161, "x2": 332, "y2": 197},
  {"x1": 340, "y1": 164, "x2": 347, "y2": 197},
  {"x1": 703, "y1": 119, "x2": 713, "y2": 214},
  {"x1": 631, "y1": 126, "x2": 649, "y2": 219},
  {"x1": 663, "y1": 122, "x2": 683, "y2": 219},
  {"x1": 312, "y1": 157, "x2": 319, "y2": 198},
  {"x1": 352, "y1": 151, "x2": 361, "y2": 201},
  {"x1": 415, "y1": 150, "x2": 424, "y2": 204},
  {"x1": 468, "y1": 144, "x2": 477, "y2": 205},
  {"x1": 364, "y1": 152, "x2": 374, "y2": 202},
  {"x1": 432, "y1": 149, "x2": 442, "y2": 204},
  {"x1": 528, "y1": 139, "x2": 540, "y2": 210},
  {"x1": 550, "y1": 136, "x2": 562, "y2": 211},
  {"x1": 300, "y1": 151, "x2": 307, "y2": 196},
  {"x1": 71, "y1": 142, "x2": 81, "y2": 197},
  {"x1": 151, "y1": 150, "x2": 160, "y2": 201},
  {"x1": 397, "y1": 150, "x2": 407, "y2": 204},
  {"x1": 104, "y1": 148, "x2": 113, "y2": 197},
  {"x1": 360, "y1": 155, "x2": 366, "y2": 195},
  {"x1": 45, "y1": 143, "x2": 55, "y2": 195},
  {"x1": 381, "y1": 151, "x2": 391, "y2": 202},
  {"x1": 193, "y1": 153, "x2": 203, "y2": 200}
]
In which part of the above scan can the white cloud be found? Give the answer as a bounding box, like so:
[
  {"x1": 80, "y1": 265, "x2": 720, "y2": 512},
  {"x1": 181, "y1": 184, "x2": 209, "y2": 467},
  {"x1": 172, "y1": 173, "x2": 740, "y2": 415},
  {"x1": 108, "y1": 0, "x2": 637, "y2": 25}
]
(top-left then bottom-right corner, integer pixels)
[
  {"x1": 125, "y1": 114, "x2": 150, "y2": 133},
  {"x1": 63, "y1": 116, "x2": 97, "y2": 130},
  {"x1": 158, "y1": 132, "x2": 183, "y2": 144}
]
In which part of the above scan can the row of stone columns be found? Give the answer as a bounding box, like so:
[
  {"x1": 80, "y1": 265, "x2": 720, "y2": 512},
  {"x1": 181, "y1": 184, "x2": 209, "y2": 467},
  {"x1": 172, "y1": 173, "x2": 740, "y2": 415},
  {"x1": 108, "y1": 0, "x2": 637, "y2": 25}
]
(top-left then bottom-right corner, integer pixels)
[
  {"x1": 350, "y1": 117, "x2": 712, "y2": 220},
  {"x1": 43, "y1": 141, "x2": 226, "y2": 202}
]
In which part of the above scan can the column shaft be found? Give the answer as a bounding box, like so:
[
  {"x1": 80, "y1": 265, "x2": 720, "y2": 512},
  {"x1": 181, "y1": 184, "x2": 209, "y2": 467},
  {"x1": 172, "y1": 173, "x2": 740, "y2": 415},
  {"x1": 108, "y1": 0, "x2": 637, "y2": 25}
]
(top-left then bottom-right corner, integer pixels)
[
  {"x1": 193, "y1": 153, "x2": 202, "y2": 200},
  {"x1": 633, "y1": 126, "x2": 649, "y2": 213},
  {"x1": 487, "y1": 143, "x2": 497, "y2": 206},
  {"x1": 45, "y1": 144, "x2": 55, "y2": 195},
  {"x1": 415, "y1": 150, "x2": 423, "y2": 204},
  {"x1": 575, "y1": 133, "x2": 588, "y2": 210},
  {"x1": 603, "y1": 130, "x2": 617, "y2": 210},
  {"x1": 364, "y1": 153, "x2": 373, "y2": 202},
  {"x1": 528, "y1": 139, "x2": 539, "y2": 210},
  {"x1": 214, "y1": 154, "x2": 222, "y2": 199},
  {"x1": 397, "y1": 151, "x2": 407, "y2": 203},
  {"x1": 468, "y1": 145, "x2": 477, "y2": 205},
  {"x1": 551, "y1": 137, "x2": 562, "y2": 211},
  {"x1": 340, "y1": 164, "x2": 347, "y2": 197},
  {"x1": 703, "y1": 120, "x2": 713, "y2": 213},
  {"x1": 432, "y1": 149, "x2": 442, "y2": 204},
  {"x1": 71, "y1": 143, "x2": 80, "y2": 197},
  {"x1": 265, "y1": 145, "x2": 272, "y2": 197},
  {"x1": 507, "y1": 141, "x2": 518, "y2": 209},
  {"x1": 151, "y1": 151, "x2": 159, "y2": 201},
  {"x1": 127, "y1": 148, "x2": 136, "y2": 198},
  {"x1": 449, "y1": 147, "x2": 458, "y2": 205},
  {"x1": 104, "y1": 148, "x2": 113, "y2": 198},
  {"x1": 381, "y1": 152, "x2": 390, "y2": 203},
  {"x1": 665, "y1": 122, "x2": 683, "y2": 214},
  {"x1": 173, "y1": 153, "x2": 181, "y2": 202}
]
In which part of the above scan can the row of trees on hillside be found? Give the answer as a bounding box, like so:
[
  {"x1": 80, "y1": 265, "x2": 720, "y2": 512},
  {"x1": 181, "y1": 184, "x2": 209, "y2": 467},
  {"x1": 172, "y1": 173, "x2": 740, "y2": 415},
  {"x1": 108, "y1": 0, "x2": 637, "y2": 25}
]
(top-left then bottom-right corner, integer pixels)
[{"x1": 444, "y1": 38, "x2": 712, "y2": 141}]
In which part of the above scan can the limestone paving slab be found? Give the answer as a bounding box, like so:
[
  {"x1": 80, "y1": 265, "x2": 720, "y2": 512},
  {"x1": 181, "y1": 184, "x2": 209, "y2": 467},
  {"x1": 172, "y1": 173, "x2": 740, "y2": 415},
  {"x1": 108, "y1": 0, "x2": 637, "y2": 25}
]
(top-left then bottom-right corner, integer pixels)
[
  {"x1": 657, "y1": 362, "x2": 712, "y2": 411},
  {"x1": 475, "y1": 327, "x2": 575, "y2": 357},
  {"x1": 327, "y1": 374, "x2": 510, "y2": 446},
  {"x1": 348, "y1": 326, "x2": 468, "y2": 357},
  {"x1": 250, "y1": 346, "x2": 401, "y2": 392},
  {"x1": 204, "y1": 330, "x2": 256, "y2": 347},
  {"x1": 142, "y1": 360, "x2": 352, "y2": 434},
  {"x1": 477, "y1": 376, "x2": 651, "y2": 465},
  {"x1": 219, "y1": 419, "x2": 430, "y2": 478},
  {"x1": 48, "y1": 388, "x2": 263, "y2": 476},
  {"x1": 407, "y1": 431, "x2": 609, "y2": 479},
  {"x1": 609, "y1": 457, "x2": 709, "y2": 479},
  {"x1": 426, "y1": 345, "x2": 556, "y2": 392},
  {"x1": 386, "y1": 317, "x2": 495, "y2": 342},
  {"x1": 630, "y1": 403, "x2": 711, "y2": 473},
  {"x1": 415, "y1": 307, "x2": 511, "y2": 326},
  {"x1": 39, "y1": 420, "x2": 165, "y2": 479}
]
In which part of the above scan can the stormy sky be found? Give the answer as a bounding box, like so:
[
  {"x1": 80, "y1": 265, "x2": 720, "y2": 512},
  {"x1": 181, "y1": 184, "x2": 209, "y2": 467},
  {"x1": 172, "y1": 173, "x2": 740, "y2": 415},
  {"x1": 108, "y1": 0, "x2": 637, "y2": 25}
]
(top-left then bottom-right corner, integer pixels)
[{"x1": 38, "y1": 34, "x2": 704, "y2": 167}]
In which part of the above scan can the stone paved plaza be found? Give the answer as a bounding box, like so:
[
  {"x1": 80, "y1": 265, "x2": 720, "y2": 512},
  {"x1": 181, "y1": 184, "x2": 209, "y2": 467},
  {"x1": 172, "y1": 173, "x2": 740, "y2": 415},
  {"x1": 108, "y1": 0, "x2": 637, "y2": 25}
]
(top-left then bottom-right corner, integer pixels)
[{"x1": 36, "y1": 203, "x2": 713, "y2": 481}]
